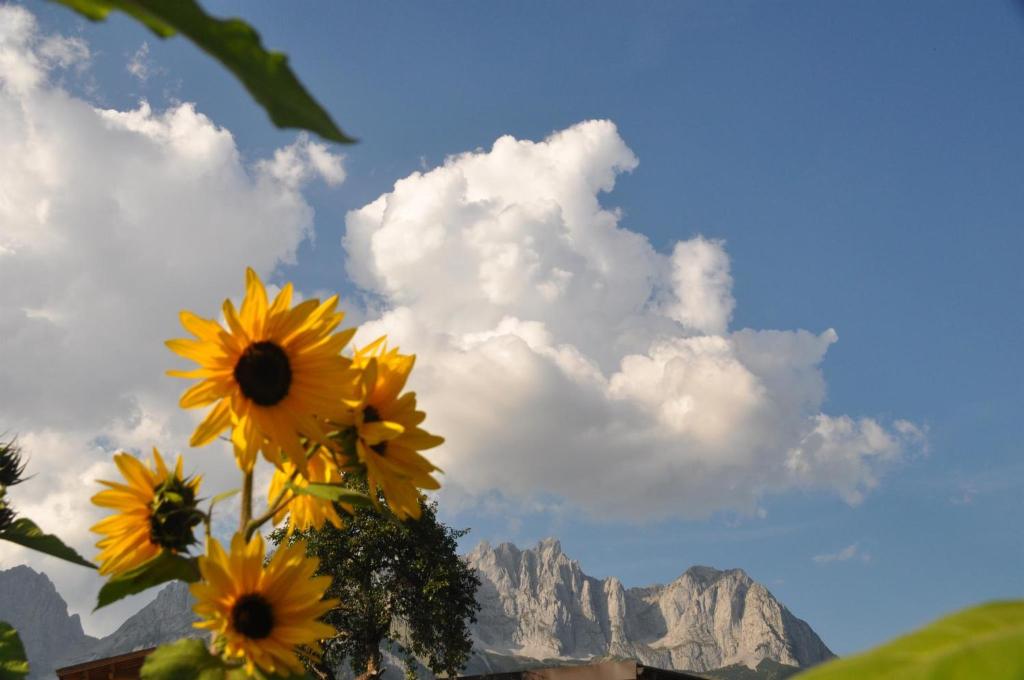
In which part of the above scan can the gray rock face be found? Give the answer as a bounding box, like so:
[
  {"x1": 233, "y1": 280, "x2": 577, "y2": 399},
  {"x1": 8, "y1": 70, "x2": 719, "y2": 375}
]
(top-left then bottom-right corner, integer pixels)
[
  {"x1": 466, "y1": 539, "x2": 834, "y2": 673},
  {"x1": 77, "y1": 580, "x2": 205, "y2": 662},
  {"x1": 0, "y1": 566, "x2": 97, "y2": 679},
  {"x1": 0, "y1": 567, "x2": 204, "y2": 676}
]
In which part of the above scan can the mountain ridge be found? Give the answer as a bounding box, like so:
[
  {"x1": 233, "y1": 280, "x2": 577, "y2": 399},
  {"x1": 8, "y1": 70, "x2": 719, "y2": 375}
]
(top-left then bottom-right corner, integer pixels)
[
  {"x1": 0, "y1": 565, "x2": 99, "y2": 679},
  {"x1": 0, "y1": 539, "x2": 831, "y2": 678},
  {"x1": 465, "y1": 538, "x2": 833, "y2": 673}
]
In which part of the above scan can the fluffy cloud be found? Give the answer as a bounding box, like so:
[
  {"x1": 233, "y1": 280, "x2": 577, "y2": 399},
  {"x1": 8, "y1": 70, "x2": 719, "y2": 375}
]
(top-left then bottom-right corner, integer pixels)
[
  {"x1": 344, "y1": 120, "x2": 923, "y2": 520},
  {"x1": 0, "y1": 6, "x2": 342, "y2": 634}
]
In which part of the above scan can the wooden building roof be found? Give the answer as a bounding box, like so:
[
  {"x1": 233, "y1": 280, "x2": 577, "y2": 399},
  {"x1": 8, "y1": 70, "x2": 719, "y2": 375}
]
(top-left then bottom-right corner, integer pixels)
[{"x1": 55, "y1": 648, "x2": 155, "y2": 680}]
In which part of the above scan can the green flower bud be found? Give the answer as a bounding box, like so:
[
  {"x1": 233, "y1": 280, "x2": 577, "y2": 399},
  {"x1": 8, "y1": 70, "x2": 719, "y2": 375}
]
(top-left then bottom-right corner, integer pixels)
[
  {"x1": 0, "y1": 489, "x2": 15, "y2": 533},
  {"x1": 0, "y1": 439, "x2": 27, "y2": 488},
  {"x1": 148, "y1": 474, "x2": 203, "y2": 552}
]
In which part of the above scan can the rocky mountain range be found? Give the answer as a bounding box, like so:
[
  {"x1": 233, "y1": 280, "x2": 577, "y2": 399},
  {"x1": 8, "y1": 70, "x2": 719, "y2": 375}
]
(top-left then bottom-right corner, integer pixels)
[
  {"x1": 0, "y1": 566, "x2": 98, "y2": 679},
  {"x1": 465, "y1": 539, "x2": 832, "y2": 674},
  {"x1": 0, "y1": 568, "x2": 206, "y2": 680},
  {"x1": 0, "y1": 539, "x2": 832, "y2": 678}
]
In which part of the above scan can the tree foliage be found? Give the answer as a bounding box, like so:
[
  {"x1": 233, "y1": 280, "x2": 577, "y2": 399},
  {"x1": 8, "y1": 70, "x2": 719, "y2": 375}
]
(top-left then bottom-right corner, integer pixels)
[{"x1": 271, "y1": 480, "x2": 480, "y2": 680}]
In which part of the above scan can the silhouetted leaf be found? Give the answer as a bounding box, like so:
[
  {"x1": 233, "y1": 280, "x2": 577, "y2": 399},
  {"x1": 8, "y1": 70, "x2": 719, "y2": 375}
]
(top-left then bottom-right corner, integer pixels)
[
  {"x1": 48, "y1": 0, "x2": 354, "y2": 143},
  {"x1": 285, "y1": 482, "x2": 375, "y2": 507},
  {"x1": 140, "y1": 639, "x2": 228, "y2": 680},
  {"x1": 141, "y1": 638, "x2": 312, "y2": 680},
  {"x1": 0, "y1": 517, "x2": 95, "y2": 568},
  {"x1": 95, "y1": 552, "x2": 200, "y2": 610},
  {"x1": 206, "y1": 487, "x2": 241, "y2": 516}
]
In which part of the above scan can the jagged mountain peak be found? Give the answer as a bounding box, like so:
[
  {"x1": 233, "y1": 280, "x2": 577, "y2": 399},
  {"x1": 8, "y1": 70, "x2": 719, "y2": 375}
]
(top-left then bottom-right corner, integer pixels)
[
  {"x1": 73, "y1": 579, "x2": 202, "y2": 664},
  {"x1": 677, "y1": 564, "x2": 752, "y2": 587},
  {"x1": 537, "y1": 537, "x2": 563, "y2": 552},
  {"x1": 683, "y1": 564, "x2": 733, "y2": 580},
  {"x1": 1, "y1": 564, "x2": 56, "y2": 591},
  {"x1": 0, "y1": 566, "x2": 97, "y2": 679},
  {"x1": 474, "y1": 537, "x2": 565, "y2": 560},
  {"x1": 471, "y1": 538, "x2": 586, "y2": 592},
  {"x1": 467, "y1": 539, "x2": 833, "y2": 673}
]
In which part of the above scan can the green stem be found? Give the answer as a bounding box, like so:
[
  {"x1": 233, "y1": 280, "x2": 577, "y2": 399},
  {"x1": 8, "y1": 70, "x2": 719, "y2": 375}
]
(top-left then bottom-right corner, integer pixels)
[
  {"x1": 240, "y1": 441, "x2": 320, "y2": 540},
  {"x1": 240, "y1": 470, "x2": 253, "y2": 532},
  {"x1": 243, "y1": 467, "x2": 300, "y2": 540}
]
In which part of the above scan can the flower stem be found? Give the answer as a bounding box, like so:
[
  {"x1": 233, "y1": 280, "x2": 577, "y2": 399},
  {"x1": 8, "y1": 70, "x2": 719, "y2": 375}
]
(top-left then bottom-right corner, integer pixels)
[
  {"x1": 240, "y1": 470, "x2": 253, "y2": 531},
  {"x1": 243, "y1": 467, "x2": 300, "y2": 540}
]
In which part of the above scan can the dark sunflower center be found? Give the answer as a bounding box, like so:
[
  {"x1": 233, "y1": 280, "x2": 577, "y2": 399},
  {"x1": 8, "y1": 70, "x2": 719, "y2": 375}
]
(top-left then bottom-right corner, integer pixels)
[
  {"x1": 232, "y1": 594, "x2": 275, "y2": 639},
  {"x1": 234, "y1": 341, "x2": 292, "y2": 406}
]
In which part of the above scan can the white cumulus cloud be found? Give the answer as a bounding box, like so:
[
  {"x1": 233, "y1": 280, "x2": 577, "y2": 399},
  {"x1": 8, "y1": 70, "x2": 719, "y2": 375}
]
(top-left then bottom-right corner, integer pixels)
[
  {"x1": 344, "y1": 120, "x2": 923, "y2": 520},
  {"x1": 0, "y1": 6, "x2": 344, "y2": 634}
]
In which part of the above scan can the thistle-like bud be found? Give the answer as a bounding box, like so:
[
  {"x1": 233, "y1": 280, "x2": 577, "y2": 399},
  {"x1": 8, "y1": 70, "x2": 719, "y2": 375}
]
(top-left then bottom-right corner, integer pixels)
[
  {"x1": 148, "y1": 474, "x2": 203, "y2": 552},
  {"x1": 0, "y1": 439, "x2": 27, "y2": 488},
  {"x1": 0, "y1": 489, "x2": 15, "y2": 533}
]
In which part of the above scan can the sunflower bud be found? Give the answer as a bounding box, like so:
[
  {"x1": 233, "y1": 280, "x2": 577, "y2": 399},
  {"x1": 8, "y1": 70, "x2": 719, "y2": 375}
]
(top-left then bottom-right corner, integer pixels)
[
  {"x1": 0, "y1": 489, "x2": 15, "y2": 533},
  {"x1": 149, "y1": 474, "x2": 203, "y2": 552},
  {"x1": 0, "y1": 439, "x2": 27, "y2": 488}
]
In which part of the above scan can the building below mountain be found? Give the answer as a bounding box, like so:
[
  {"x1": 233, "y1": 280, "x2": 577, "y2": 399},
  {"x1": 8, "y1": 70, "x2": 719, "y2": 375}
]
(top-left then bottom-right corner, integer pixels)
[
  {"x1": 460, "y1": 659, "x2": 708, "y2": 680},
  {"x1": 55, "y1": 648, "x2": 152, "y2": 680}
]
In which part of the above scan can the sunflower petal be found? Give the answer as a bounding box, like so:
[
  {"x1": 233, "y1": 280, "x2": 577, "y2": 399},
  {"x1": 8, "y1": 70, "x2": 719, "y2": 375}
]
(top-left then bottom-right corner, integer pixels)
[
  {"x1": 190, "y1": 400, "x2": 232, "y2": 447},
  {"x1": 360, "y1": 420, "x2": 405, "y2": 445},
  {"x1": 241, "y1": 267, "x2": 269, "y2": 337}
]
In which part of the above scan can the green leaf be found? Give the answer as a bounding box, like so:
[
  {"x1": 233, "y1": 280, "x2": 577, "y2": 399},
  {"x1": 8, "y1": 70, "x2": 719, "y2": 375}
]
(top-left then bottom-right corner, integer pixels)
[
  {"x1": 0, "y1": 517, "x2": 95, "y2": 569},
  {"x1": 208, "y1": 488, "x2": 241, "y2": 505},
  {"x1": 285, "y1": 482, "x2": 375, "y2": 507},
  {"x1": 140, "y1": 639, "x2": 312, "y2": 680},
  {"x1": 140, "y1": 639, "x2": 227, "y2": 680},
  {"x1": 47, "y1": 0, "x2": 354, "y2": 144},
  {"x1": 796, "y1": 600, "x2": 1024, "y2": 680},
  {"x1": 95, "y1": 552, "x2": 200, "y2": 610},
  {"x1": 0, "y1": 622, "x2": 29, "y2": 680},
  {"x1": 207, "y1": 487, "x2": 241, "y2": 513}
]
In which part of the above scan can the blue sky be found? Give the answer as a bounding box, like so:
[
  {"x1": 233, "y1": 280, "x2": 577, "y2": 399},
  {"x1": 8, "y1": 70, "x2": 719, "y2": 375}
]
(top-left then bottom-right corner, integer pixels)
[{"x1": 6, "y1": 0, "x2": 1024, "y2": 657}]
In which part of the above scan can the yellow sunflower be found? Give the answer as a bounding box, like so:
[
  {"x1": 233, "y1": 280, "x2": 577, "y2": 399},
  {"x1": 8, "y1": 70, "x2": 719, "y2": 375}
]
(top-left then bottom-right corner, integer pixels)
[
  {"x1": 167, "y1": 267, "x2": 358, "y2": 472},
  {"x1": 91, "y1": 449, "x2": 202, "y2": 577},
  {"x1": 336, "y1": 337, "x2": 444, "y2": 520},
  {"x1": 267, "y1": 448, "x2": 347, "y2": 536},
  {"x1": 191, "y1": 533, "x2": 336, "y2": 677}
]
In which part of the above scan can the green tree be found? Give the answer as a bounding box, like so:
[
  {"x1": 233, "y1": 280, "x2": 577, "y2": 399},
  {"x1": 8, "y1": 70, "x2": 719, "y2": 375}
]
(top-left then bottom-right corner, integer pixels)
[{"x1": 271, "y1": 480, "x2": 480, "y2": 680}]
